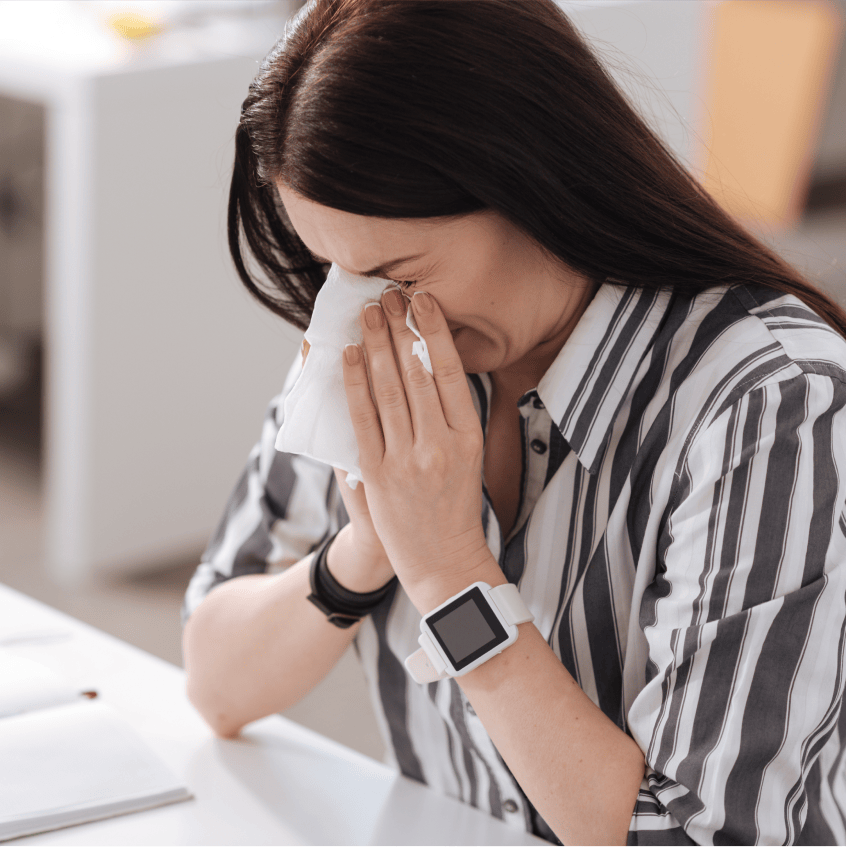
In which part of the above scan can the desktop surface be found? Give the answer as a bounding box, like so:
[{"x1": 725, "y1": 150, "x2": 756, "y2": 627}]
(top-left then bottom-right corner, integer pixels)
[{"x1": 0, "y1": 583, "x2": 546, "y2": 846}]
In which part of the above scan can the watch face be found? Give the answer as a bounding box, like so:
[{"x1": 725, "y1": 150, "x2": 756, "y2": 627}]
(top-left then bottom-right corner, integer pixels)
[{"x1": 426, "y1": 586, "x2": 509, "y2": 671}]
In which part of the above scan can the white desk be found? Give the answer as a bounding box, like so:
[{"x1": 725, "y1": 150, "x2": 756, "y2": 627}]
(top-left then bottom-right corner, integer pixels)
[{"x1": 0, "y1": 584, "x2": 546, "y2": 845}]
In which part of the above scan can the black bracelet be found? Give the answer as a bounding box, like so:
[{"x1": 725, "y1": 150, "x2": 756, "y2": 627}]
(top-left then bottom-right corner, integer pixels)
[{"x1": 306, "y1": 531, "x2": 397, "y2": 629}]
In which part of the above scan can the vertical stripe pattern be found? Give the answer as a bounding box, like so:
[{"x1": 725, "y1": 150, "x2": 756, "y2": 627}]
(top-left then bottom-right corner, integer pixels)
[{"x1": 183, "y1": 281, "x2": 846, "y2": 844}]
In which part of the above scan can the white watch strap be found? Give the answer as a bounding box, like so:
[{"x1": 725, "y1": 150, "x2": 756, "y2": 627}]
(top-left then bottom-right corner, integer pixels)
[
  {"x1": 488, "y1": 583, "x2": 534, "y2": 625},
  {"x1": 405, "y1": 632, "x2": 448, "y2": 684}
]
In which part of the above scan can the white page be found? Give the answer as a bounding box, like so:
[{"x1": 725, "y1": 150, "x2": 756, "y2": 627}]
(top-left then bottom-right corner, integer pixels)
[
  {"x1": 0, "y1": 649, "x2": 81, "y2": 719},
  {"x1": 0, "y1": 700, "x2": 190, "y2": 841}
]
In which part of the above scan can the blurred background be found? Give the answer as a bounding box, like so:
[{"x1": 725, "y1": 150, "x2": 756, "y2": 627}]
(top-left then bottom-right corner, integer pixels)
[{"x1": 0, "y1": 0, "x2": 844, "y2": 764}]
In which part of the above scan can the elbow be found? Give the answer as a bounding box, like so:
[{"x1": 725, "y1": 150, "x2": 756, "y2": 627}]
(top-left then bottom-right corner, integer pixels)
[
  {"x1": 192, "y1": 695, "x2": 243, "y2": 739},
  {"x1": 211, "y1": 721, "x2": 243, "y2": 740},
  {"x1": 183, "y1": 633, "x2": 245, "y2": 739},
  {"x1": 185, "y1": 673, "x2": 244, "y2": 739}
]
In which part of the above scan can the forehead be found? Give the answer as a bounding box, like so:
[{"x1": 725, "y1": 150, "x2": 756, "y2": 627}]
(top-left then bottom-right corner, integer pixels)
[{"x1": 276, "y1": 184, "x2": 430, "y2": 259}]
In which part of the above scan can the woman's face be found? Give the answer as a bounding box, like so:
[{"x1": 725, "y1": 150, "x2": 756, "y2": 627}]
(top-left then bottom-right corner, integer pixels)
[{"x1": 277, "y1": 185, "x2": 598, "y2": 392}]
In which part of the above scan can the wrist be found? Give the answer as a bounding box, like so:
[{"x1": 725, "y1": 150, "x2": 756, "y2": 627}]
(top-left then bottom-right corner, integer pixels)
[
  {"x1": 404, "y1": 579, "x2": 535, "y2": 685},
  {"x1": 403, "y1": 548, "x2": 505, "y2": 617},
  {"x1": 326, "y1": 524, "x2": 395, "y2": 593}
]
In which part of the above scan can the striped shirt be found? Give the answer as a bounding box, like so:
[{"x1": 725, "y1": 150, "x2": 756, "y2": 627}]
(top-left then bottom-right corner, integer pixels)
[{"x1": 182, "y1": 280, "x2": 846, "y2": 844}]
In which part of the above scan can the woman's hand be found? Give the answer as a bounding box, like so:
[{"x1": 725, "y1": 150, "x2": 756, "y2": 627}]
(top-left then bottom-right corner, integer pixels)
[
  {"x1": 341, "y1": 288, "x2": 494, "y2": 602},
  {"x1": 328, "y1": 467, "x2": 395, "y2": 592}
]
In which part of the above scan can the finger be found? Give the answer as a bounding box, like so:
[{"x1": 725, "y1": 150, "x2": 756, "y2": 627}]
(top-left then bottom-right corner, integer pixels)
[
  {"x1": 410, "y1": 292, "x2": 480, "y2": 433},
  {"x1": 359, "y1": 302, "x2": 414, "y2": 452},
  {"x1": 332, "y1": 465, "x2": 369, "y2": 519},
  {"x1": 381, "y1": 287, "x2": 448, "y2": 442},
  {"x1": 341, "y1": 342, "x2": 387, "y2": 465},
  {"x1": 332, "y1": 466, "x2": 361, "y2": 499}
]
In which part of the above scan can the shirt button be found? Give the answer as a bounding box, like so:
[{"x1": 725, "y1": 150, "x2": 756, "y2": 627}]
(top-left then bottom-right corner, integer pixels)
[
  {"x1": 503, "y1": 799, "x2": 519, "y2": 814},
  {"x1": 530, "y1": 439, "x2": 547, "y2": 454},
  {"x1": 533, "y1": 397, "x2": 545, "y2": 410}
]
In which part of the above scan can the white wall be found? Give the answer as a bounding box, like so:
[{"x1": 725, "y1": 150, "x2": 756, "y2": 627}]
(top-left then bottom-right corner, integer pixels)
[{"x1": 560, "y1": 0, "x2": 708, "y2": 170}]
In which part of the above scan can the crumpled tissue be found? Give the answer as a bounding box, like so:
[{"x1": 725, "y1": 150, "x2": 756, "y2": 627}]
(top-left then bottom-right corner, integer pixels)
[{"x1": 274, "y1": 264, "x2": 432, "y2": 488}]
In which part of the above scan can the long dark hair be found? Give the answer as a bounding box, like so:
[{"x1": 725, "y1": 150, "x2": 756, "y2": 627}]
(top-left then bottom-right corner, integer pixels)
[{"x1": 229, "y1": 0, "x2": 846, "y2": 337}]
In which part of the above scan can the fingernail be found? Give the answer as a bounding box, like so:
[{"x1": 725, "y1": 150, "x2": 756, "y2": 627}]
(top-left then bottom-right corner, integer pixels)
[
  {"x1": 412, "y1": 292, "x2": 433, "y2": 314},
  {"x1": 344, "y1": 344, "x2": 361, "y2": 365},
  {"x1": 383, "y1": 288, "x2": 406, "y2": 316},
  {"x1": 364, "y1": 303, "x2": 385, "y2": 330}
]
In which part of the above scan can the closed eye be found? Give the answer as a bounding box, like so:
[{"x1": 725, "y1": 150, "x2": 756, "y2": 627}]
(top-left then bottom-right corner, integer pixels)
[{"x1": 304, "y1": 250, "x2": 417, "y2": 290}]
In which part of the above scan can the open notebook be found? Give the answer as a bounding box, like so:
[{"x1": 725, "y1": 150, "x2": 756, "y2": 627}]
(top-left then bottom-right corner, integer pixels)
[{"x1": 0, "y1": 649, "x2": 192, "y2": 841}]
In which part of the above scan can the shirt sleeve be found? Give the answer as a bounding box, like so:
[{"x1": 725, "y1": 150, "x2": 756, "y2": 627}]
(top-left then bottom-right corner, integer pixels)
[
  {"x1": 626, "y1": 371, "x2": 846, "y2": 845},
  {"x1": 181, "y1": 355, "x2": 344, "y2": 626}
]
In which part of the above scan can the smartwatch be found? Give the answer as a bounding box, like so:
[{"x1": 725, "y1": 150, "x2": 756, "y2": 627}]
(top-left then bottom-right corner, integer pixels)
[{"x1": 404, "y1": 582, "x2": 534, "y2": 684}]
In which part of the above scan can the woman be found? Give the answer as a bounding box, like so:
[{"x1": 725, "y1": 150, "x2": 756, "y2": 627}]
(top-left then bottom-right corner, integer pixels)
[{"x1": 181, "y1": 1, "x2": 846, "y2": 843}]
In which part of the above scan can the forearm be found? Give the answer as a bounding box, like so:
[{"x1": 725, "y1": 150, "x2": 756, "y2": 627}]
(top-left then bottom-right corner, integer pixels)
[
  {"x1": 183, "y1": 550, "x2": 359, "y2": 738},
  {"x1": 407, "y1": 557, "x2": 645, "y2": 846}
]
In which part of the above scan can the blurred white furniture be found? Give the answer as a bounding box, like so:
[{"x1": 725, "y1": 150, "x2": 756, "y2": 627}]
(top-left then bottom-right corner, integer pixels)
[
  {"x1": 0, "y1": 582, "x2": 546, "y2": 846},
  {"x1": 0, "y1": 2, "x2": 305, "y2": 583}
]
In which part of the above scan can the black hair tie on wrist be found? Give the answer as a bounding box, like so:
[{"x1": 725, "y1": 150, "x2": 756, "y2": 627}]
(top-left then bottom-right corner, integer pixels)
[{"x1": 306, "y1": 531, "x2": 397, "y2": 629}]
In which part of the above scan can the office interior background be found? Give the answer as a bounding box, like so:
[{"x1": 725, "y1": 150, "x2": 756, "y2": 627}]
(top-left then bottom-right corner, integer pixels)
[{"x1": 0, "y1": 0, "x2": 844, "y2": 764}]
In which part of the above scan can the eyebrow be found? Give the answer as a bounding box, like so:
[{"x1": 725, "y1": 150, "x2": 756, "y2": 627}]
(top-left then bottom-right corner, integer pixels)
[{"x1": 308, "y1": 251, "x2": 424, "y2": 278}]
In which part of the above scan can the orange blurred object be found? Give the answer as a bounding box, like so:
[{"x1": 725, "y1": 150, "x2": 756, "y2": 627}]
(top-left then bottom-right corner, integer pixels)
[
  {"x1": 106, "y1": 10, "x2": 163, "y2": 42},
  {"x1": 701, "y1": 0, "x2": 843, "y2": 229}
]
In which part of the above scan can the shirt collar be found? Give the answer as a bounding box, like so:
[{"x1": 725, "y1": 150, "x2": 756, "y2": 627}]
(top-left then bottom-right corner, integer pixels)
[{"x1": 536, "y1": 282, "x2": 673, "y2": 475}]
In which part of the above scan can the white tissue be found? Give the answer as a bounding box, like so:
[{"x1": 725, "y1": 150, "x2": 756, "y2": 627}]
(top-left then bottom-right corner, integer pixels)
[{"x1": 274, "y1": 264, "x2": 432, "y2": 488}]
